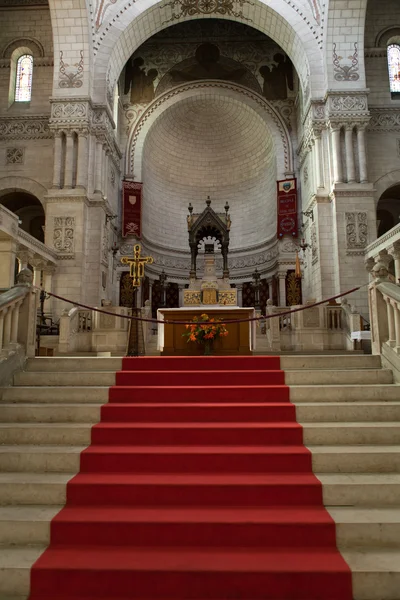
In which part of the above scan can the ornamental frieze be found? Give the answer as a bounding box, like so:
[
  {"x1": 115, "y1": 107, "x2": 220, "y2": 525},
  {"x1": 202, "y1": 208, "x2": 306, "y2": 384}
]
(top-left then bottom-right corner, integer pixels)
[
  {"x1": 0, "y1": 117, "x2": 51, "y2": 140},
  {"x1": 368, "y1": 109, "x2": 400, "y2": 131}
]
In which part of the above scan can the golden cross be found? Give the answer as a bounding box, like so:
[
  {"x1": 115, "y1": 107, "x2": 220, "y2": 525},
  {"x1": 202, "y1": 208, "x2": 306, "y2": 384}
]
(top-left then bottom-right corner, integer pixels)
[{"x1": 120, "y1": 244, "x2": 154, "y2": 287}]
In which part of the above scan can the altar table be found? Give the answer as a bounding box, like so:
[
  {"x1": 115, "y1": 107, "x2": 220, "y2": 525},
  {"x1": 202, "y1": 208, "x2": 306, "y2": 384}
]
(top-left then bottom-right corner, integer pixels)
[{"x1": 157, "y1": 307, "x2": 256, "y2": 356}]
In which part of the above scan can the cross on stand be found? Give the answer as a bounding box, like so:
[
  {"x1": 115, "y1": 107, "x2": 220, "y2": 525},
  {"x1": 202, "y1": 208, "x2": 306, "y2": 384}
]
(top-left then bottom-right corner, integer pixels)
[{"x1": 121, "y1": 244, "x2": 154, "y2": 356}]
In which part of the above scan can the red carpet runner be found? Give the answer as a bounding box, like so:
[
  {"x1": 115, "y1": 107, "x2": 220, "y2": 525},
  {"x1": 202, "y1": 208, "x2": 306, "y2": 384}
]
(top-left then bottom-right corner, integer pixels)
[{"x1": 29, "y1": 356, "x2": 353, "y2": 600}]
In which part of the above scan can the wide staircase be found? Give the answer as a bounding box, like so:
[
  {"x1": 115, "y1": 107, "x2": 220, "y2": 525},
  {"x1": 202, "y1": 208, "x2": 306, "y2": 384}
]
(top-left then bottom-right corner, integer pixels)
[{"x1": 0, "y1": 354, "x2": 399, "y2": 599}]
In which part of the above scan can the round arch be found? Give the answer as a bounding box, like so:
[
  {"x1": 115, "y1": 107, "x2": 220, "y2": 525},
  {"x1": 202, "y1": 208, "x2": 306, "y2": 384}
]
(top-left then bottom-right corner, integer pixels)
[
  {"x1": 0, "y1": 176, "x2": 47, "y2": 207},
  {"x1": 92, "y1": 0, "x2": 325, "y2": 103},
  {"x1": 374, "y1": 169, "x2": 400, "y2": 206},
  {"x1": 126, "y1": 80, "x2": 293, "y2": 179}
]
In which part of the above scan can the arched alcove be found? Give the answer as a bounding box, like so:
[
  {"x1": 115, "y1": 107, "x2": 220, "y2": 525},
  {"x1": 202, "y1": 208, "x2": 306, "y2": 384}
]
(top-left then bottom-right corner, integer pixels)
[
  {"x1": 0, "y1": 191, "x2": 45, "y2": 243},
  {"x1": 376, "y1": 183, "x2": 400, "y2": 237}
]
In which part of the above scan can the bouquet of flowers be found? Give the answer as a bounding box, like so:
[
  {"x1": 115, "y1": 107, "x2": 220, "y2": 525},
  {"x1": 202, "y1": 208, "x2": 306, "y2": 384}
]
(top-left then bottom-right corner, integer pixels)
[{"x1": 182, "y1": 313, "x2": 229, "y2": 354}]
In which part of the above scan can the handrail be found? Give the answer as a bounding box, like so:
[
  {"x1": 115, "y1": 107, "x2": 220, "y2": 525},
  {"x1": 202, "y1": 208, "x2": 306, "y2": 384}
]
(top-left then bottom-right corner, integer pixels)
[
  {"x1": 38, "y1": 284, "x2": 366, "y2": 327},
  {"x1": 0, "y1": 285, "x2": 30, "y2": 310}
]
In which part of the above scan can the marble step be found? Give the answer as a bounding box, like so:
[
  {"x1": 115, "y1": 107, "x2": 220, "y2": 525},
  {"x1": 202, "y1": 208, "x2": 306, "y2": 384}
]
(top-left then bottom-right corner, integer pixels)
[
  {"x1": 0, "y1": 546, "x2": 44, "y2": 598},
  {"x1": 26, "y1": 357, "x2": 122, "y2": 372},
  {"x1": 297, "y1": 402, "x2": 400, "y2": 423},
  {"x1": 14, "y1": 368, "x2": 393, "y2": 387},
  {"x1": 0, "y1": 387, "x2": 109, "y2": 403},
  {"x1": 25, "y1": 354, "x2": 382, "y2": 372},
  {"x1": 285, "y1": 369, "x2": 392, "y2": 385},
  {"x1": 2, "y1": 384, "x2": 399, "y2": 403},
  {"x1": 328, "y1": 507, "x2": 400, "y2": 548},
  {"x1": 0, "y1": 404, "x2": 102, "y2": 423},
  {"x1": 0, "y1": 504, "x2": 398, "y2": 550},
  {"x1": 303, "y1": 423, "x2": 400, "y2": 445},
  {"x1": 0, "y1": 422, "x2": 399, "y2": 447},
  {"x1": 311, "y1": 445, "x2": 400, "y2": 473},
  {"x1": 0, "y1": 473, "x2": 71, "y2": 505},
  {"x1": 1, "y1": 401, "x2": 398, "y2": 425},
  {"x1": 0, "y1": 446, "x2": 84, "y2": 473},
  {"x1": 0, "y1": 506, "x2": 61, "y2": 546},
  {"x1": 0, "y1": 546, "x2": 398, "y2": 600},
  {"x1": 0, "y1": 472, "x2": 399, "y2": 508},
  {"x1": 0, "y1": 424, "x2": 92, "y2": 445},
  {"x1": 319, "y1": 473, "x2": 400, "y2": 506},
  {"x1": 342, "y1": 548, "x2": 400, "y2": 600},
  {"x1": 291, "y1": 384, "x2": 400, "y2": 402},
  {"x1": 1, "y1": 444, "x2": 400, "y2": 474}
]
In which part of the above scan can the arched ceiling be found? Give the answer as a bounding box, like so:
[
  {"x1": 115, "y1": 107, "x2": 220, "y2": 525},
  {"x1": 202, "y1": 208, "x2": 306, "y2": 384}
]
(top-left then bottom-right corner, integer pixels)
[{"x1": 141, "y1": 94, "x2": 277, "y2": 252}]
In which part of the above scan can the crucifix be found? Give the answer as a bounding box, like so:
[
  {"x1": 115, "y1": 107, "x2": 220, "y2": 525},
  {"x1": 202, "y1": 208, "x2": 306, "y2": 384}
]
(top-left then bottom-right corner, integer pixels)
[{"x1": 120, "y1": 244, "x2": 154, "y2": 356}]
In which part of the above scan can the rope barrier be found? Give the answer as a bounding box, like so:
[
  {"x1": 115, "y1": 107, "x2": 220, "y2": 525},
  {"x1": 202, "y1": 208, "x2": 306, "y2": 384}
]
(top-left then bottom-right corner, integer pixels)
[{"x1": 36, "y1": 283, "x2": 367, "y2": 327}]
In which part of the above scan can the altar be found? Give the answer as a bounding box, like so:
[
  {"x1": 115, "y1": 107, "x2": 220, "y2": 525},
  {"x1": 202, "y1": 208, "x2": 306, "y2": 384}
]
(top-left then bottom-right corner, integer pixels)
[{"x1": 157, "y1": 307, "x2": 256, "y2": 355}]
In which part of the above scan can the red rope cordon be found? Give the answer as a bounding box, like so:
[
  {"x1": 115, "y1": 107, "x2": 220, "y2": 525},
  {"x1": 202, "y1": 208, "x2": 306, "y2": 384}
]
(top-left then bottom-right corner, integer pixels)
[{"x1": 38, "y1": 285, "x2": 365, "y2": 327}]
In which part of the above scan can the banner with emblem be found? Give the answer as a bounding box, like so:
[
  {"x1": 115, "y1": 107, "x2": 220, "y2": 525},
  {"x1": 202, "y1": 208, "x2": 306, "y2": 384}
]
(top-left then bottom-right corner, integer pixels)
[
  {"x1": 277, "y1": 178, "x2": 298, "y2": 239},
  {"x1": 122, "y1": 181, "x2": 142, "y2": 238}
]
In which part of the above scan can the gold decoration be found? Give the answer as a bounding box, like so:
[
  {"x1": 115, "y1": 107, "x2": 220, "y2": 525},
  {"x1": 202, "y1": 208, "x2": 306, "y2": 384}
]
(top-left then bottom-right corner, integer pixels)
[
  {"x1": 202, "y1": 289, "x2": 218, "y2": 305},
  {"x1": 120, "y1": 244, "x2": 154, "y2": 287},
  {"x1": 218, "y1": 291, "x2": 237, "y2": 306},
  {"x1": 286, "y1": 272, "x2": 302, "y2": 306},
  {"x1": 183, "y1": 290, "x2": 201, "y2": 306}
]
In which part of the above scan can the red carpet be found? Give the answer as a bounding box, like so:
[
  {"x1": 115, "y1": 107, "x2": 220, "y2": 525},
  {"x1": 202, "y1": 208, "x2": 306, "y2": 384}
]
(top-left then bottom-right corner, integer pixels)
[{"x1": 29, "y1": 356, "x2": 353, "y2": 600}]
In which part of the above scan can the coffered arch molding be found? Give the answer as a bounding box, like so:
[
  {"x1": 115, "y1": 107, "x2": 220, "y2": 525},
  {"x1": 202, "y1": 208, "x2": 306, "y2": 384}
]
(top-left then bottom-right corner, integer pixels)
[
  {"x1": 126, "y1": 80, "x2": 294, "y2": 181},
  {"x1": 93, "y1": 0, "x2": 325, "y2": 104}
]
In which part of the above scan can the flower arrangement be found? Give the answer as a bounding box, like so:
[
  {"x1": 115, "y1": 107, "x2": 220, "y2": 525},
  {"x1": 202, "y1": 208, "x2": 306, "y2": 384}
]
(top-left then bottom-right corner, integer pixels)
[{"x1": 182, "y1": 313, "x2": 229, "y2": 354}]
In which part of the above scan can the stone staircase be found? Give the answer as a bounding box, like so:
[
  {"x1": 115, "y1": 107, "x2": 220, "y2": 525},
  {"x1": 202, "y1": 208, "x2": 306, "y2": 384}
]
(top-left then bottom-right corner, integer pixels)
[{"x1": 0, "y1": 354, "x2": 399, "y2": 600}]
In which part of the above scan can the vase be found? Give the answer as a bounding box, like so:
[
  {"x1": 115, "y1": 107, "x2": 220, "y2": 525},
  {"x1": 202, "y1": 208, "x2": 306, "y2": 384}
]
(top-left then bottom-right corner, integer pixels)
[{"x1": 203, "y1": 340, "x2": 214, "y2": 355}]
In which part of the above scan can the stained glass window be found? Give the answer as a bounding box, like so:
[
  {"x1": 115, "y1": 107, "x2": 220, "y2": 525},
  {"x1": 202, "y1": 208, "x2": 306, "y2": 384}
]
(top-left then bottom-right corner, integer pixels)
[
  {"x1": 15, "y1": 55, "x2": 33, "y2": 102},
  {"x1": 388, "y1": 44, "x2": 400, "y2": 93}
]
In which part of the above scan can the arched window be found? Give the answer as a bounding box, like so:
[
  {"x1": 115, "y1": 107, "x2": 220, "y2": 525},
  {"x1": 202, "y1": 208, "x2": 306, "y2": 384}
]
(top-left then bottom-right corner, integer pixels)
[
  {"x1": 15, "y1": 54, "x2": 33, "y2": 102},
  {"x1": 387, "y1": 44, "x2": 400, "y2": 95}
]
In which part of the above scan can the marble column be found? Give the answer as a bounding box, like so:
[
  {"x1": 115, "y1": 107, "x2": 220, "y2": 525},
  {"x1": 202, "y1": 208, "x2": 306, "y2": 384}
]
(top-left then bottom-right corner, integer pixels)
[
  {"x1": 76, "y1": 130, "x2": 89, "y2": 190},
  {"x1": 43, "y1": 266, "x2": 56, "y2": 315},
  {"x1": 278, "y1": 272, "x2": 286, "y2": 306},
  {"x1": 357, "y1": 126, "x2": 368, "y2": 184},
  {"x1": 236, "y1": 284, "x2": 243, "y2": 307},
  {"x1": 267, "y1": 278, "x2": 273, "y2": 303},
  {"x1": 52, "y1": 131, "x2": 63, "y2": 189},
  {"x1": 94, "y1": 140, "x2": 103, "y2": 195},
  {"x1": 331, "y1": 126, "x2": 343, "y2": 184},
  {"x1": 345, "y1": 125, "x2": 356, "y2": 183},
  {"x1": 102, "y1": 147, "x2": 109, "y2": 199},
  {"x1": 178, "y1": 284, "x2": 184, "y2": 307},
  {"x1": 314, "y1": 133, "x2": 323, "y2": 189},
  {"x1": 393, "y1": 245, "x2": 400, "y2": 284},
  {"x1": 64, "y1": 131, "x2": 74, "y2": 189}
]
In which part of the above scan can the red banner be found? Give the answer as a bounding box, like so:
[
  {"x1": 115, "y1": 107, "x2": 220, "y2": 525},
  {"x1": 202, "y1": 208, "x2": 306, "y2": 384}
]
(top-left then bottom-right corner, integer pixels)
[
  {"x1": 277, "y1": 178, "x2": 298, "y2": 238},
  {"x1": 122, "y1": 181, "x2": 142, "y2": 238}
]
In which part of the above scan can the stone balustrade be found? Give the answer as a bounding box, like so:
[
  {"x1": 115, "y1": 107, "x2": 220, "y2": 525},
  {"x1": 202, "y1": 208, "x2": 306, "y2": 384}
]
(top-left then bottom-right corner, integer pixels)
[{"x1": 0, "y1": 269, "x2": 39, "y2": 385}]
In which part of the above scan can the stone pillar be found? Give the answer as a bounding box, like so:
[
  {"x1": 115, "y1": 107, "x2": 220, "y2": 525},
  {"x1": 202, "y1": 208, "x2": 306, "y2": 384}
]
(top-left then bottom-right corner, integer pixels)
[
  {"x1": 178, "y1": 284, "x2": 184, "y2": 307},
  {"x1": 345, "y1": 125, "x2": 356, "y2": 183},
  {"x1": 94, "y1": 140, "x2": 103, "y2": 194},
  {"x1": 76, "y1": 130, "x2": 89, "y2": 190},
  {"x1": 52, "y1": 131, "x2": 63, "y2": 189},
  {"x1": 278, "y1": 271, "x2": 286, "y2": 306},
  {"x1": 314, "y1": 133, "x2": 323, "y2": 189},
  {"x1": 393, "y1": 245, "x2": 400, "y2": 284},
  {"x1": 64, "y1": 131, "x2": 74, "y2": 189},
  {"x1": 102, "y1": 147, "x2": 109, "y2": 199},
  {"x1": 267, "y1": 278, "x2": 273, "y2": 303},
  {"x1": 331, "y1": 126, "x2": 343, "y2": 184},
  {"x1": 0, "y1": 239, "x2": 17, "y2": 289},
  {"x1": 43, "y1": 266, "x2": 56, "y2": 315},
  {"x1": 17, "y1": 250, "x2": 34, "y2": 271},
  {"x1": 3, "y1": 307, "x2": 11, "y2": 347},
  {"x1": 357, "y1": 126, "x2": 368, "y2": 184},
  {"x1": 236, "y1": 284, "x2": 243, "y2": 307},
  {"x1": 87, "y1": 135, "x2": 96, "y2": 195}
]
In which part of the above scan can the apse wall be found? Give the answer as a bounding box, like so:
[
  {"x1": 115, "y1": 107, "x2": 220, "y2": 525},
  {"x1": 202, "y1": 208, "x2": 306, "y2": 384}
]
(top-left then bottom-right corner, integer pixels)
[{"x1": 141, "y1": 95, "x2": 276, "y2": 252}]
